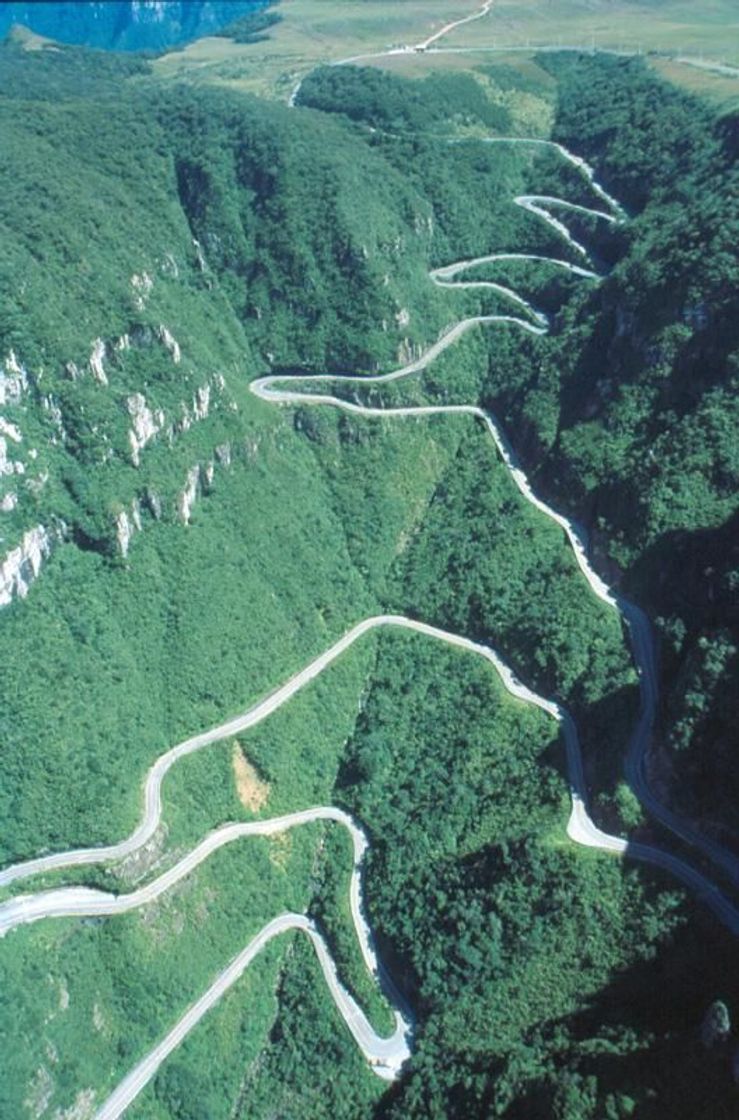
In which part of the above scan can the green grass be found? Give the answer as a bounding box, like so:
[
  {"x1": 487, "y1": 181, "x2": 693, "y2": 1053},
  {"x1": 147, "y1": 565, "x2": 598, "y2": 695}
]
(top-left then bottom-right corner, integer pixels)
[
  {"x1": 438, "y1": 0, "x2": 739, "y2": 64},
  {"x1": 152, "y1": 0, "x2": 481, "y2": 99},
  {"x1": 148, "y1": 0, "x2": 739, "y2": 106}
]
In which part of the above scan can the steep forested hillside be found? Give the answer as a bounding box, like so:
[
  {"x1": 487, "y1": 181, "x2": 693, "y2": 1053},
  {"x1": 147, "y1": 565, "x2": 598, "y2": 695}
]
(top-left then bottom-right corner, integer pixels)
[
  {"x1": 476, "y1": 55, "x2": 739, "y2": 840},
  {"x1": 1, "y1": 31, "x2": 738, "y2": 1120}
]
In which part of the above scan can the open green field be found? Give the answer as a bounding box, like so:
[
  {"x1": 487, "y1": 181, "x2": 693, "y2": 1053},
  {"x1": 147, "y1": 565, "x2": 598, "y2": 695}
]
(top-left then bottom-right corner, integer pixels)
[
  {"x1": 152, "y1": 0, "x2": 476, "y2": 98},
  {"x1": 441, "y1": 0, "x2": 739, "y2": 61},
  {"x1": 650, "y1": 54, "x2": 739, "y2": 107},
  {"x1": 151, "y1": 0, "x2": 739, "y2": 108}
]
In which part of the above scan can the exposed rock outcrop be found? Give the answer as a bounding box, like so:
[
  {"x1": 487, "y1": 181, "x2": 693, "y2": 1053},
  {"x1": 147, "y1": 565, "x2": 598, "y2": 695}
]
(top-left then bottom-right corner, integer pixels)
[
  {"x1": 0, "y1": 417, "x2": 22, "y2": 444},
  {"x1": 89, "y1": 339, "x2": 108, "y2": 385},
  {"x1": 1, "y1": 351, "x2": 28, "y2": 405},
  {"x1": 126, "y1": 393, "x2": 164, "y2": 466},
  {"x1": 156, "y1": 324, "x2": 181, "y2": 364},
  {"x1": 0, "y1": 525, "x2": 52, "y2": 607},
  {"x1": 701, "y1": 1000, "x2": 731, "y2": 1048},
  {"x1": 177, "y1": 465, "x2": 200, "y2": 525},
  {"x1": 145, "y1": 489, "x2": 162, "y2": 520},
  {"x1": 193, "y1": 383, "x2": 210, "y2": 420},
  {"x1": 115, "y1": 500, "x2": 143, "y2": 558}
]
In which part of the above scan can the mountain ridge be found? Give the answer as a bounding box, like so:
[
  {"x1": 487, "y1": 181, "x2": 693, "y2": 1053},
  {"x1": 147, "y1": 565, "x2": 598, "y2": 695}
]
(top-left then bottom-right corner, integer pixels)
[{"x1": 0, "y1": 1, "x2": 268, "y2": 52}]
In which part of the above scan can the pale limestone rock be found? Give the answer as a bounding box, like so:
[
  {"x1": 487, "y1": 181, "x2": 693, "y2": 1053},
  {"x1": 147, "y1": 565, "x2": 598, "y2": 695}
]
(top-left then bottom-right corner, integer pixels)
[
  {"x1": 203, "y1": 460, "x2": 215, "y2": 488},
  {"x1": 157, "y1": 324, "x2": 181, "y2": 364},
  {"x1": 0, "y1": 525, "x2": 51, "y2": 607},
  {"x1": 395, "y1": 307, "x2": 410, "y2": 328},
  {"x1": 126, "y1": 393, "x2": 163, "y2": 466},
  {"x1": 43, "y1": 396, "x2": 64, "y2": 431},
  {"x1": 5, "y1": 349, "x2": 23, "y2": 376},
  {"x1": 177, "y1": 465, "x2": 200, "y2": 525},
  {"x1": 89, "y1": 339, "x2": 108, "y2": 385},
  {"x1": 193, "y1": 238, "x2": 207, "y2": 273},
  {"x1": 0, "y1": 417, "x2": 22, "y2": 443},
  {"x1": 193, "y1": 383, "x2": 210, "y2": 420},
  {"x1": 64, "y1": 361, "x2": 80, "y2": 380},
  {"x1": 115, "y1": 499, "x2": 143, "y2": 558},
  {"x1": 114, "y1": 334, "x2": 130, "y2": 353},
  {"x1": 115, "y1": 510, "x2": 133, "y2": 558},
  {"x1": 1, "y1": 351, "x2": 28, "y2": 405},
  {"x1": 215, "y1": 442, "x2": 231, "y2": 468},
  {"x1": 1, "y1": 492, "x2": 17, "y2": 511},
  {"x1": 146, "y1": 489, "x2": 162, "y2": 520}
]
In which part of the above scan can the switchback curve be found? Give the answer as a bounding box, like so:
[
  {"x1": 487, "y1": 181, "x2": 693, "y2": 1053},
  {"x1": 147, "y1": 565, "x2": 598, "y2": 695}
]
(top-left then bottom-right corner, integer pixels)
[{"x1": 251, "y1": 136, "x2": 739, "y2": 895}]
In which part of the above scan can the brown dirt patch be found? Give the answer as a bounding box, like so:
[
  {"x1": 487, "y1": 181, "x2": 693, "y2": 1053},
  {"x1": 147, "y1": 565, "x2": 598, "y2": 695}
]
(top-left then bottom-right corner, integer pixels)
[{"x1": 232, "y1": 742, "x2": 270, "y2": 813}]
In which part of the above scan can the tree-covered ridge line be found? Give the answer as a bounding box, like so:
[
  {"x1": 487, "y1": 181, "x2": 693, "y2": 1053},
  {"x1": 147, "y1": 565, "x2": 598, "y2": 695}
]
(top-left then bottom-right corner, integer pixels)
[{"x1": 506, "y1": 54, "x2": 739, "y2": 845}]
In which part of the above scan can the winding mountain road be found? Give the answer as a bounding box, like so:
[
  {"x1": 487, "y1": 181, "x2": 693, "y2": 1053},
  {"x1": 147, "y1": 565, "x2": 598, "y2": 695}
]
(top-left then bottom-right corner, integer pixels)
[
  {"x1": 4, "y1": 13, "x2": 739, "y2": 1117},
  {"x1": 5, "y1": 613, "x2": 737, "y2": 940},
  {"x1": 93, "y1": 914, "x2": 405, "y2": 1120},
  {"x1": 253, "y1": 137, "x2": 739, "y2": 894}
]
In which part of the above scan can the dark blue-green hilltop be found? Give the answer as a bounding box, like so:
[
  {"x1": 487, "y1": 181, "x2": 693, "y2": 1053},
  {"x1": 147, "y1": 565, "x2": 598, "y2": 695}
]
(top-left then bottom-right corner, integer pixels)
[{"x1": 0, "y1": 1, "x2": 269, "y2": 52}]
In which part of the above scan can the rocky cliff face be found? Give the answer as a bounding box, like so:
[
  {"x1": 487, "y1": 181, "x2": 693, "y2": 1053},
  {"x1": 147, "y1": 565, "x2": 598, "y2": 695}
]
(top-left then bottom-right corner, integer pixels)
[
  {"x1": 0, "y1": 1, "x2": 264, "y2": 51},
  {"x1": 0, "y1": 524, "x2": 53, "y2": 605},
  {"x1": 0, "y1": 37, "x2": 446, "y2": 613}
]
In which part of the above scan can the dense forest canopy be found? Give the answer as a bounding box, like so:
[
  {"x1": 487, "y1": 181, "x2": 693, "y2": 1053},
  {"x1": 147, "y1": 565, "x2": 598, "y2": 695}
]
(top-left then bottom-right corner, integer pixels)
[{"x1": 0, "y1": 24, "x2": 738, "y2": 1120}]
